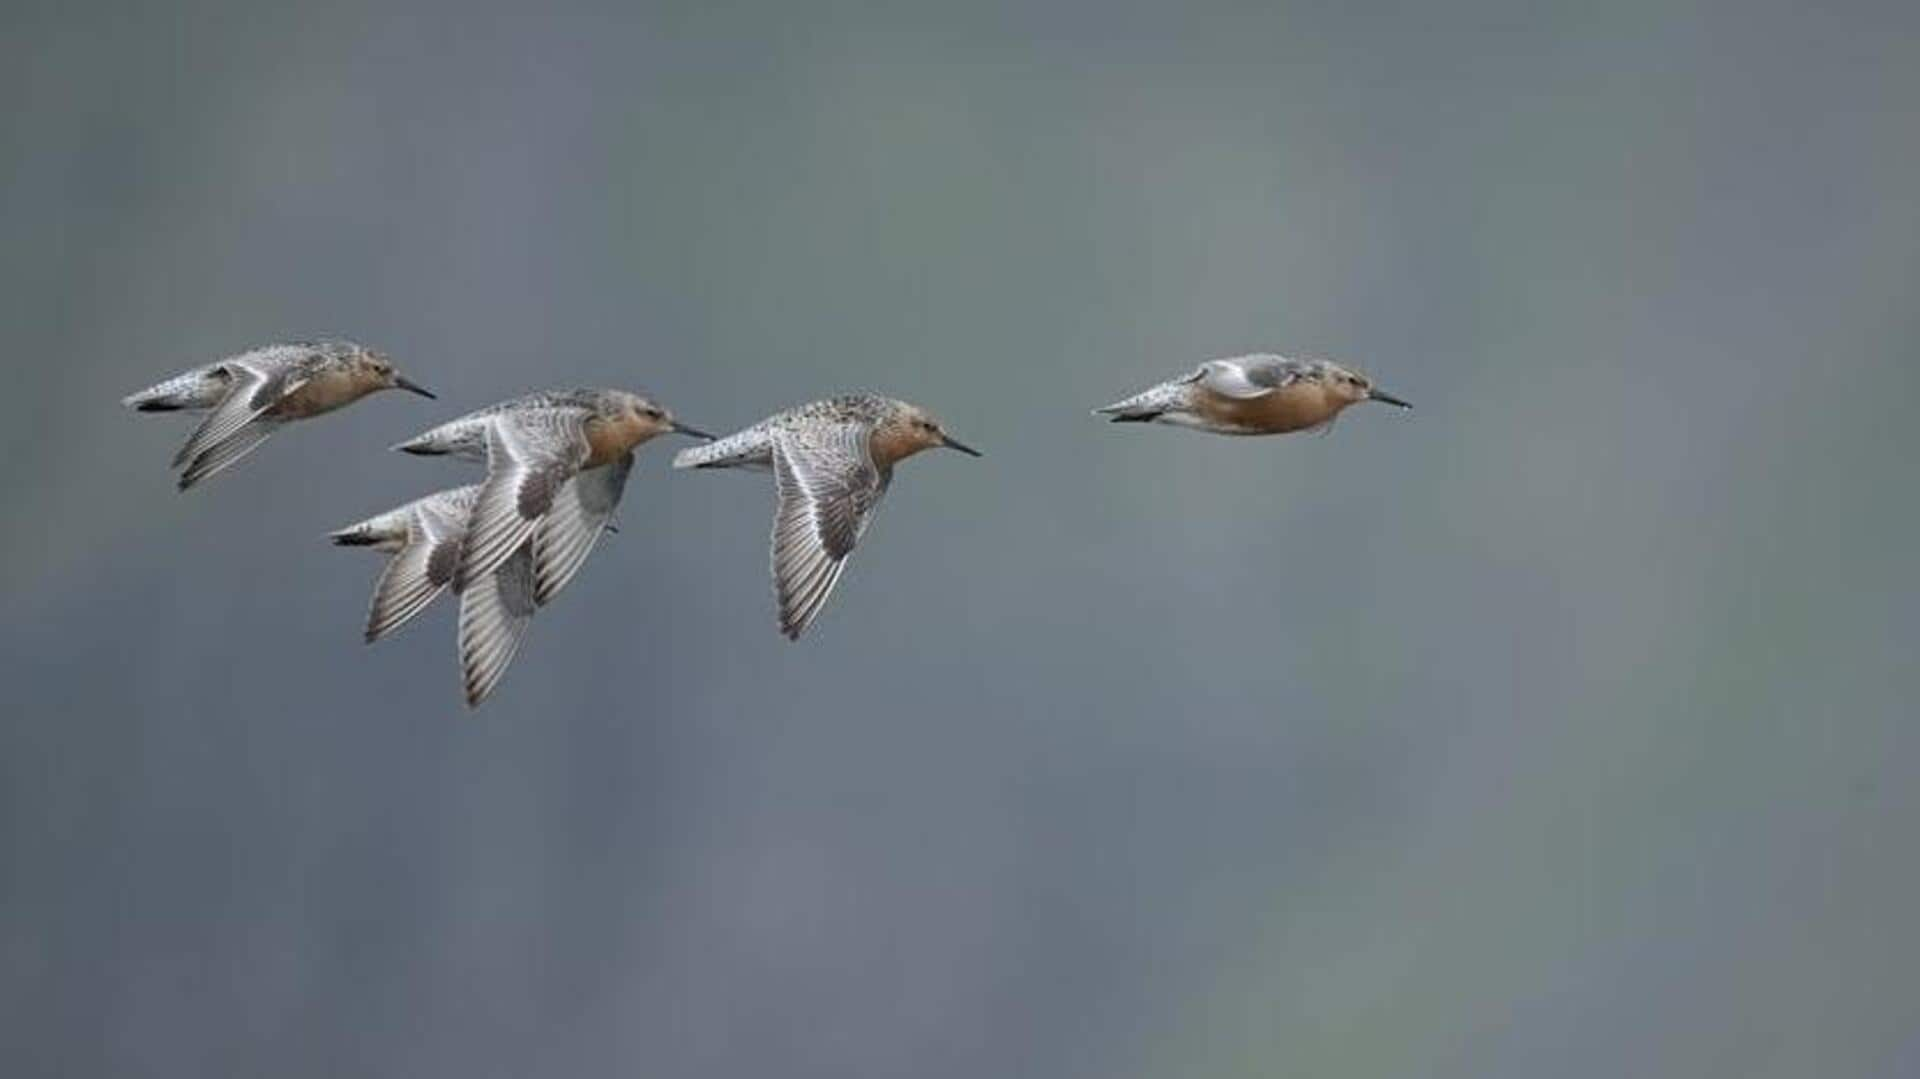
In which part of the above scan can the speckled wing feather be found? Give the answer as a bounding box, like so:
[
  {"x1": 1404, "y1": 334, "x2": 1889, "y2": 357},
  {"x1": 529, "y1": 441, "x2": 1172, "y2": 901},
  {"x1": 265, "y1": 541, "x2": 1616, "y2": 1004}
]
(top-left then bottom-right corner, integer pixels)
[
  {"x1": 364, "y1": 487, "x2": 478, "y2": 642},
  {"x1": 531, "y1": 452, "x2": 634, "y2": 606},
  {"x1": 458, "y1": 541, "x2": 537, "y2": 707},
  {"x1": 769, "y1": 422, "x2": 887, "y2": 640},
  {"x1": 456, "y1": 408, "x2": 590, "y2": 591}
]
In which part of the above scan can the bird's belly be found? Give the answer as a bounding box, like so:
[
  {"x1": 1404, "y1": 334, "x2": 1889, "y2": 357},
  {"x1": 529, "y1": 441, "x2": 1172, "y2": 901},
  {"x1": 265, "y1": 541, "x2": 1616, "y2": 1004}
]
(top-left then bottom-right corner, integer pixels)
[
  {"x1": 1206, "y1": 386, "x2": 1338, "y2": 434},
  {"x1": 272, "y1": 371, "x2": 365, "y2": 418}
]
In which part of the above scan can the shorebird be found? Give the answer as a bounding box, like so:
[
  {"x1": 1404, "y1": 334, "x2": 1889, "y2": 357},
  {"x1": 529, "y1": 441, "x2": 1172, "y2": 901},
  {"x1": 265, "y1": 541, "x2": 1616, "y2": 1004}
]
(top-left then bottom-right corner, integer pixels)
[
  {"x1": 1095, "y1": 355, "x2": 1409, "y2": 436},
  {"x1": 123, "y1": 340, "x2": 435, "y2": 489},
  {"x1": 393, "y1": 389, "x2": 712, "y2": 705},
  {"x1": 673, "y1": 394, "x2": 980, "y2": 640}
]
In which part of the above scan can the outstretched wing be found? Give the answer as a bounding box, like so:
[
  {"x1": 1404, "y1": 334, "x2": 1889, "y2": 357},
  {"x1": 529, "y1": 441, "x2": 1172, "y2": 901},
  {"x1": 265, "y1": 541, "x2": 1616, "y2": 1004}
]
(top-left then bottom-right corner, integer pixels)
[
  {"x1": 456, "y1": 408, "x2": 590, "y2": 590},
  {"x1": 458, "y1": 542, "x2": 538, "y2": 707},
  {"x1": 175, "y1": 416, "x2": 287, "y2": 489},
  {"x1": 171, "y1": 355, "x2": 311, "y2": 487},
  {"x1": 364, "y1": 491, "x2": 473, "y2": 642},
  {"x1": 531, "y1": 452, "x2": 634, "y2": 606},
  {"x1": 769, "y1": 422, "x2": 887, "y2": 640},
  {"x1": 173, "y1": 360, "x2": 280, "y2": 466}
]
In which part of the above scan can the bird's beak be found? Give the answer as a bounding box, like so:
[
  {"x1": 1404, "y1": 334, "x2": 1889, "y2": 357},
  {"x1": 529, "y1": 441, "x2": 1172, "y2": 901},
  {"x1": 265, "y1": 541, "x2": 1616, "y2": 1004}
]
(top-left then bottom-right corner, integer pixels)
[
  {"x1": 670, "y1": 420, "x2": 716, "y2": 441},
  {"x1": 395, "y1": 376, "x2": 437, "y2": 399},
  {"x1": 1368, "y1": 388, "x2": 1411, "y2": 409},
  {"x1": 941, "y1": 434, "x2": 983, "y2": 457}
]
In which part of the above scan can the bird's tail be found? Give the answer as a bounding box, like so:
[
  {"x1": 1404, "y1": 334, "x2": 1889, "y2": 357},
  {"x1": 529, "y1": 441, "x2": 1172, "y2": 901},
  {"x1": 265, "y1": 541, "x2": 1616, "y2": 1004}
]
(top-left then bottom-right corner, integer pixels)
[
  {"x1": 391, "y1": 428, "x2": 453, "y2": 456},
  {"x1": 123, "y1": 368, "x2": 228, "y2": 412},
  {"x1": 673, "y1": 427, "x2": 773, "y2": 470},
  {"x1": 1093, "y1": 381, "x2": 1187, "y2": 423},
  {"x1": 329, "y1": 525, "x2": 383, "y2": 547},
  {"x1": 392, "y1": 435, "x2": 443, "y2": 456},
  {"x1": 390, "y1": 415, "x2": 494, "y2": 460},
  {"x1": 327, "y1": 507, "x2": 409, "y2": 550}
]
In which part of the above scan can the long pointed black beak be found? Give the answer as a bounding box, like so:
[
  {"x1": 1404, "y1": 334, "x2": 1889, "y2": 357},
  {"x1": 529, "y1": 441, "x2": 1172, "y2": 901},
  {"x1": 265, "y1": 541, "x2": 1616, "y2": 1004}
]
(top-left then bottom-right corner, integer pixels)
[
  {"x1": 395, "y1": 376, "x2": 436, "y2": 399},
  {"x1": 941, "y1": 434, "x2": 982, "y2": 457},
  {"x1": 670, "y1": 420, "x2": 716, "y2": 441},
  {"x1": 1368, "y1": 388, "x2": 1411, "y2": 409}
]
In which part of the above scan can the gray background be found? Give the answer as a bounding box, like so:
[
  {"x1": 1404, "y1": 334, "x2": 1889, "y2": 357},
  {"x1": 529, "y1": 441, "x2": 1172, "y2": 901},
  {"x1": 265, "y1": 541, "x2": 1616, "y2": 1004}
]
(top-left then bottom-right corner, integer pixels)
[{"x1": 4, "y1": 3, "x2": 1918, "y2": 1076}]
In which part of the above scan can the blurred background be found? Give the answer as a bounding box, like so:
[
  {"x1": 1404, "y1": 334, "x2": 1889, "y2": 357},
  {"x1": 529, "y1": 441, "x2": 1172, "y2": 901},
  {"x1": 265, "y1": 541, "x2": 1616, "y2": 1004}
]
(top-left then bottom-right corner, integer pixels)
[{"x1": 4, "y1": 2, "x2": 1917, "y2": 1076}]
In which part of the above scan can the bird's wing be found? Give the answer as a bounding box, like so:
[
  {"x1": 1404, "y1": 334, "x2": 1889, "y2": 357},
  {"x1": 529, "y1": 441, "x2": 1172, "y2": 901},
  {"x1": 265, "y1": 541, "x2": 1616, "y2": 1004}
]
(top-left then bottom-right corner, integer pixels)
[
  {"x1": 363, "y1": 491, "x2": 473, "y2": 642},
  {"x1": 175, "y1": 417, "x2": 286, "y2": 489},
  {"x1": 458, "y1": 541, "x2": 538, "y2": 707},
  {"x1": 171, "y1": 353, "x2": 310, "y2": 467},
  {"x1": 769, "y1": 422, "x2": 886, "y2": 640},
  {"x1": 456, "y1": 408, "x2": 590, "y2": 590},
  {"x1": 531, "y1": 451, "x2": 634, "y2": 606},
  {"x1": 1196, "y1": 357, "x2": 1304, "y2": 400}
]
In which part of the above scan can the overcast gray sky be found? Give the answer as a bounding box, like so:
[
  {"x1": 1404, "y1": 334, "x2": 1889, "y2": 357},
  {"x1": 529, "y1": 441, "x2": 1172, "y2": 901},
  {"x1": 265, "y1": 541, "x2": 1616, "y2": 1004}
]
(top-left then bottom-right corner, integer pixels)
[{"x1": 4, "y1": 3, "x2": 1918, "y2": 1076}]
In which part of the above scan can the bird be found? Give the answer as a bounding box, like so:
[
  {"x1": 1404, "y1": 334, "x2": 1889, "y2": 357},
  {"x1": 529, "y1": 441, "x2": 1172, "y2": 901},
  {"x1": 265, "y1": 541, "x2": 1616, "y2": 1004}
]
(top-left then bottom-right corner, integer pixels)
[
  {"x1": 673, "y1": 394, "x2": 980, "y2": 641},
  {"x1": 1094, "y1": 354, "x2": 1409, "y2": 436},
  {"x1": 392, "y1": 388, "x2": 712, "y2": 705},
  {"x1": 123, "y1": 340, "x2": 436, "y2": 489}
]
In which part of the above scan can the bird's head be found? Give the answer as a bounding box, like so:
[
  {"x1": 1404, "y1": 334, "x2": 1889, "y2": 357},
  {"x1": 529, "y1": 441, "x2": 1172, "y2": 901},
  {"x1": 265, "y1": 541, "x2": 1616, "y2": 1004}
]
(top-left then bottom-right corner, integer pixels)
[
  {"x1": 888, "y1": 402, "x2": 981, "y2": 460},
  {"x1": 357, "y1": 348, "x2": 436, "y2": 399},
  {"x1": 615, "y1": 391, "x2": 712, "y2": 444},
  {"x1": 1323, "y1": 362, "x2": 1409, "y2": 410}
]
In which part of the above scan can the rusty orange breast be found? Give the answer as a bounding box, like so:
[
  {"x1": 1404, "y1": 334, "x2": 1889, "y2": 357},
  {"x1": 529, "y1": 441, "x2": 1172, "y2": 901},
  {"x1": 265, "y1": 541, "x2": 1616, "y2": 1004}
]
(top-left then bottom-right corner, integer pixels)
[{"x1": 1203, "y1": 382, "x2": 1344, "y2": 434}]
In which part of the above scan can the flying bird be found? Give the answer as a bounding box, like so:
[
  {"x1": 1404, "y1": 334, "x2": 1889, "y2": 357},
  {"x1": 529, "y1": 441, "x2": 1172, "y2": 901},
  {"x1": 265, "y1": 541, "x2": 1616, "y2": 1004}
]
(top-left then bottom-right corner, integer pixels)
[
  {"x1": 673, "y1": 394, "x2": 980, "y2": 640},
  {"x1": 1095, "y1": 355, "x2": 1409, "y2": 436},
  {"x1": 123, "y1": 340, "x2": 435, "y2": 489},
  {"x1": 392, "y1": 389, "x2": 711, "y2": 705}
]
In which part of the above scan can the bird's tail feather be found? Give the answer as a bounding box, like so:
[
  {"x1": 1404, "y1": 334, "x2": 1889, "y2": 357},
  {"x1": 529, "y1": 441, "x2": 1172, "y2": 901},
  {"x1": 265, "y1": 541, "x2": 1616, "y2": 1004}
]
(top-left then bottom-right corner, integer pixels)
[
  {"x1": 673, "y1": 428, "x2": 773, "y2": 470},
  {"x1": 1093, "y1": 382, "x2": 1186, "y2": 422},
  {"x1": 124, "y1": 368, "x2": 228, "y2": 412}
]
